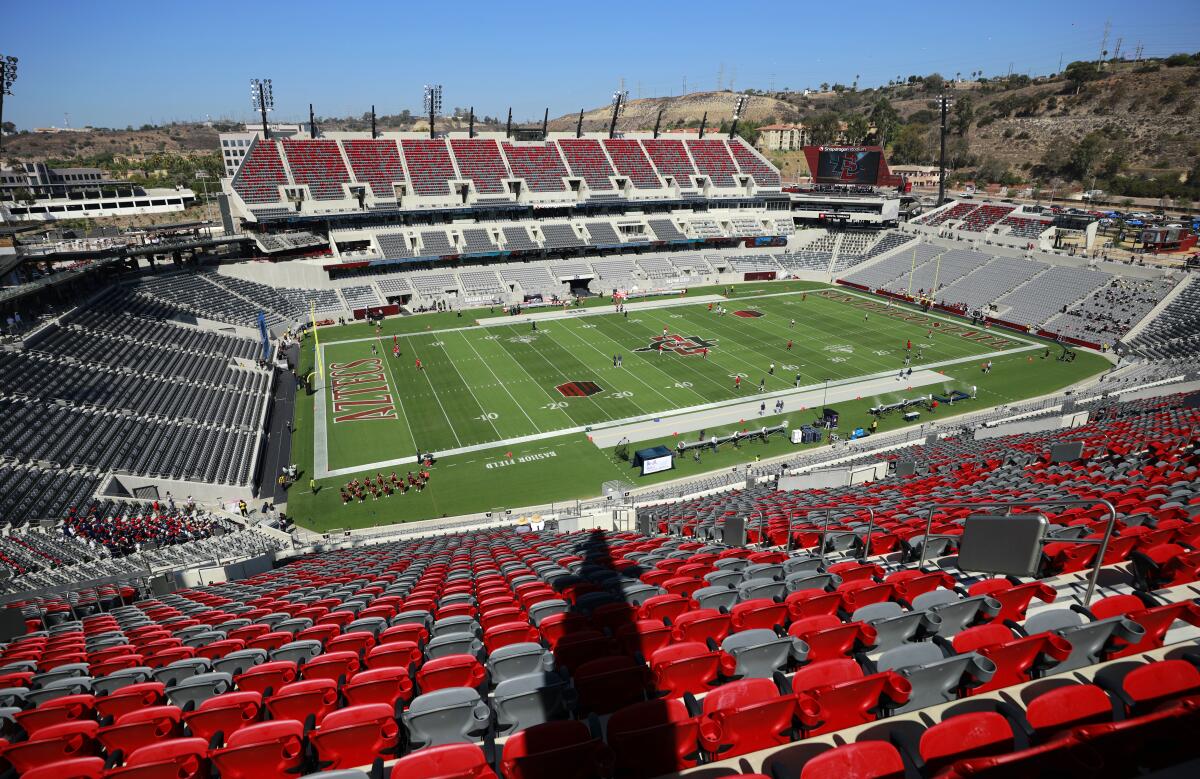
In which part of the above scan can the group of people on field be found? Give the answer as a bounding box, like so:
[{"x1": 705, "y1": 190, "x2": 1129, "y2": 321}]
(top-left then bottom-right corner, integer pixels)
[{"x1": 340, "y1": 469, "x2": 431, "y2": 504}]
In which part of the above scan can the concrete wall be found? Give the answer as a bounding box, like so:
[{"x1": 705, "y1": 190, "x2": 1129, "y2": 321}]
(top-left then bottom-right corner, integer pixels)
[
  {"x1": 778, "y1": 460, "x2": 886, "y2": 490},
  {"x1": 974, "y1": 413, "x2": 1080, "y2": 440}
]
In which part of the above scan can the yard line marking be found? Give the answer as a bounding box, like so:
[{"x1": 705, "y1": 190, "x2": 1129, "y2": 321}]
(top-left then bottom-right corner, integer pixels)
[
  {"x1": 434, "y1": 337, "x2": 502, "y2": 440},
  {"x1": 489, "y1": 329, "x2": 589, "y2": 426},
  {"x1": 555, "y1": 318, "x2": 681, "y2": 409},
  {"x1": 407, "y1": 340, "x2": 463, "y2": 448},
  {"x1": 373, "y1": 336, "x2": 421, "y2": 454},
  {"x1": 497, "y1": 324, "x2": 619, "y2": 424},
  {"x1": 455, "y1": 330, "x2": 542, "y2": 432}
]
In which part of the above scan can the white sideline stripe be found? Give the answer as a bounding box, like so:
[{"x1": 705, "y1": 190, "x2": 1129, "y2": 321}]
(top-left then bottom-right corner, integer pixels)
[
  {"x1": 314, "y1": 287, "x2": 1035, "y2": 479},
  {"x1": 316, "y1": 341, "x2": 1032, "y2": 479},
  {"x1": 587, "y1": 369, "x2": 950, "y2": 447}
]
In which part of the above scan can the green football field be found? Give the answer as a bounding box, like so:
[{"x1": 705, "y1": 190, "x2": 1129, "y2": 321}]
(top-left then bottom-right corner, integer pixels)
[
  {"x1": 286, "y1": 281, "x2": 1111, "y2": 530},
  {"x1": 313, "y1": 286, "x2": 1028, "y2": 477}
]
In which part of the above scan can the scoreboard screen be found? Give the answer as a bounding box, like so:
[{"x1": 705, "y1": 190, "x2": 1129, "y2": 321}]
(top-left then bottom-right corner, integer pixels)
[{"x1": 814, "y1": 147, "x2": 882, "y2": 184}]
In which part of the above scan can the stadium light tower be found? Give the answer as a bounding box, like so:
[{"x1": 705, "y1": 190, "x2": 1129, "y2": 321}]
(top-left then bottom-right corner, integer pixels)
[
  {"x1": 608, "y1": 89, "x2": 628, "y2": 139},
  {"x1": 936, "y1": 94, "x2": 954, "y2": 206},
  {"x1": 730, "y1": 93, "x2": 750, "y2": 140},
  {"x1": 0, "y1": 55, "x2": 18, "y2": 154},
  {"x1": 250, "y1": 78, "x2": 274, "y2": 139},
  {"x1": 424, "y1": 84, "x2": 442, "y2": 139}
]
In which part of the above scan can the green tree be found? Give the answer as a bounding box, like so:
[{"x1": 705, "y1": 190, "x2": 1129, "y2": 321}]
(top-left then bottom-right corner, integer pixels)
[
  {"x1": 869, "y1": 97, "x2": 900, "y2": 147},
  {"x1": 890, "y1": 124, "x2": 930, "y2": 164},
  {"x1": 1063, "y1": 60, "x2": 1102, "y2": 93},
  {"x1": 807, "y1": 113, "x2": 842, "y2": 145},
  {"x1": 1069, "y1": 132, "x2": 1109, "y2": 178},
  {"x1": 952, "y1": 95, "x2": 974, "y2": 136},
  {"x1": 0, "y1": 121, "x2": 14, "y2": 134},
  {"x1": 924, "y1": 73, "x2": 945, "y2": 92},
  {"x1": 843, "y1": 114, "x2": 870, "y2": 144}
]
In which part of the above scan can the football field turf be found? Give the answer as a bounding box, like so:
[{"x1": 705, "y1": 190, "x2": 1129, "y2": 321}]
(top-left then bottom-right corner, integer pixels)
[{"x1": 313, "y1": 287, "x2": 1029, "y2": 477}]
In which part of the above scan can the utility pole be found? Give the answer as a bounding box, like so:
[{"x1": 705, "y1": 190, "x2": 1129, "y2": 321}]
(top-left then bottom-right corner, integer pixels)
[
  {"x1": 682, "y1": 75, "x2": 687, "y2": 95},
  {"x1": 308, "y1": 104, "x2": 316, "y2": 138},
  {"x1": 468, "y1": 107, "x2": 475, "y2": 138},
  {"x1": 1099, "y1": 19, "x2": 1110, "y2": 65},
  {"x1": 936, "y1": 94, "x2": 953, "y2": 206},
  {"x1": 575, "y1": 109, "x2": 584, "y2": 138},
  {"x1": 1113, "y1": 38, "x2": 1123, "y2": 62},
  {"x1": 370, "y1": 105, "x2": 377, "y2": 139}
]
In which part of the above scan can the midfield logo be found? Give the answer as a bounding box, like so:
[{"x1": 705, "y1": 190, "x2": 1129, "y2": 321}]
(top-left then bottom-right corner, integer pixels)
[{"x1": 634, "y1": 334, "x2": 717, "y2": 356}]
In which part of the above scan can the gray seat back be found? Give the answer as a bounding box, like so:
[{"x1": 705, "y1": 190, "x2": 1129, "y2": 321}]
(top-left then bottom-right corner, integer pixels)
[
  {"x1": 31, "y1": 663, "x2": 91, "y2": 689},
  {"x1": 402, "y1": 687, "x2": 493, "y2": 748},
  {"x1": 720, "y1": 629, "x2": 808, "y2": 679},
  {"x1": 27, "y1": 676, "x2": 93, "y2": 706},
  {"x1": 527, "y1": 599, "x2": 569, "y2": 626},
  {"x1": 271, "y1": 639, "x2": 325, "y2": 665},
  {"x1": 275, "y1": 618, "x2": 314, "y2": 636},
  {"x1": 345, "y1": 616, "x2": 387, "y2": 637},
  {"x1": 703, "y1": 569, "x2": 742, "y2": 588},
  {"x1": 781, "y1": 556, "x2": 823, "y2": 577},
  {"x1": 485, "y1": 642, "x2": 555, "y2": 685},
  {"x1": 183, "y1": 630, "x2": 227, "y2": 649},
  {"x1": 854, "y1": 602, "x2": 940, "y2": 651},
  {"x1": 493, "y1": 671, "x2": 570, "y2": 734},
  {"x1": 166, "y1": 671, "x2": 233, "y2": 709},
  {"x1": 742, "y1": 563, "x2": 784, "y2": 581},
  {"x1": 92, "y1": 667, "x2": 153, "y2": 696},
  {"x1": 426, "y1": 633, "x2": 485, "y2": 660},
  {"x1": 878, "y1": 644, "x2": 994, "y2": 713},
  {"x1": 784, "y1": 572, "x2": 840, "y2": 593},
  {"x1": 736, "y1": 578, "x2": 787, "y2": 602},
  {"x1": 391, "y1": 610, "x2": 434, "y2": 630},
  {"x1": 213, "y1": 648, "x2": 268, "y2": 677},
  {"x1": 1024, "y1": 610, "x2": 1143, "y2": 673},
  {"x1": 432, "y1": 616, "x2": 481, "y2": 638},
  {"x1": 152, "y1": 657, "x2": 213, "y2": 687},
  {"x1": 692, "y1": 585, "x2": 739, "y2": 612},
  {"x1": 618, "y1": 583, "x2": 662, "y2": 607},
  {"x1": 0, "y1": 687, "x2": 29, "y2": 708},
  {"x1": 912, "y1": 592, "x2": 999, "y2": 637}
]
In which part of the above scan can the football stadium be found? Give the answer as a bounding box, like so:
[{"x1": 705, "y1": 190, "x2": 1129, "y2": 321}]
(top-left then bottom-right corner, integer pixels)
[{"x1": 1, "y1": 5, "x2": 1199, "y2": 777}]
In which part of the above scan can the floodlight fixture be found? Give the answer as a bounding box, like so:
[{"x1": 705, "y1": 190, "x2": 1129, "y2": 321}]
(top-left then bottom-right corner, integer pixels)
[
  {"x1": 0, "y1": 55, "x2": 17, "y2": 95},
  {"x1": 0, "y1": 55, "x2": 18, "y2": 153},
  {"x1": 423, "y1": 84, "x2": 443, "y2": 138},
  {"x1": 250, "y1": 78, "x2": 274, "y2": 139}
]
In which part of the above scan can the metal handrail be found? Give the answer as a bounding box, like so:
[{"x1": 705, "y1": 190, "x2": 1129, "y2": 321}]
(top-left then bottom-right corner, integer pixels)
[
  {"x1": 783, "y1": 506, "x2": 877, "y2": 564},
  {"x1": 915, "y1": 498, "x2": 1118, "y2": 606}
]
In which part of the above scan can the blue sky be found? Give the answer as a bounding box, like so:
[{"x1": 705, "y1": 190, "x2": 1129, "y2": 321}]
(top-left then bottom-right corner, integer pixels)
[{"x1": 3, "y1": 0, "x2": 1199, "y2": 129}]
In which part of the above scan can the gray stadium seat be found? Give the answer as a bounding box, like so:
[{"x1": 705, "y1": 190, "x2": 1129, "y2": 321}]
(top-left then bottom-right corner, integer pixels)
[
  {"x1": 402, "y1": 687, "x2": 492, "y2": 748},
  {"x1": 721, "y1": 630, "x2": 808, "y2": 680}
]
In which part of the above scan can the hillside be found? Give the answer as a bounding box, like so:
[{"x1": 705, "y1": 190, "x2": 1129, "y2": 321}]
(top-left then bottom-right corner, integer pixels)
[
  {"x1": 2, "y1": 124, "x2": 220, "y2": 164},
  {"x1": 547, "y1": 91, "x2": 802, "y2": 133},
  {"x1": 550, "y1": 57, "x2": 1200, "y2": 198},
  {"x1": 5, "y1": 55, "x2": 1197, "y2": 200}
]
